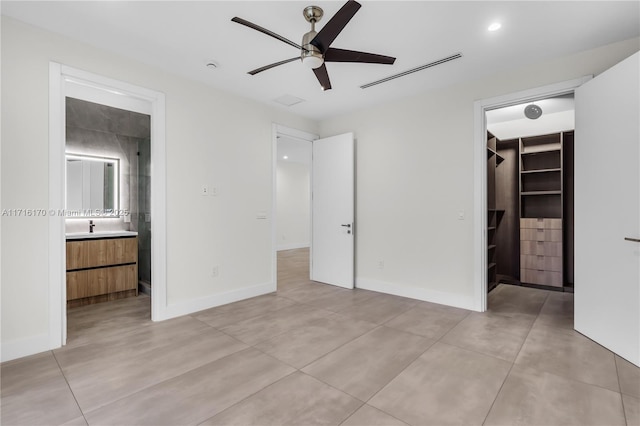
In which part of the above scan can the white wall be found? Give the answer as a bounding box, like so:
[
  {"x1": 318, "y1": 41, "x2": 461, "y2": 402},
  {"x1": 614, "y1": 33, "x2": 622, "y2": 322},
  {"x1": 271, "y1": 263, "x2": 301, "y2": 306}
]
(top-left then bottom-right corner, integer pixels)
[
  {"x1": 0, "y1": 17, "x2": 318, "y2": 360},
  {"x1": 319, "y1": 37, "x2": 639, "y2": 309},
  {"x1": 276, "y1": 160, "x2": 310, "y2": 251}
]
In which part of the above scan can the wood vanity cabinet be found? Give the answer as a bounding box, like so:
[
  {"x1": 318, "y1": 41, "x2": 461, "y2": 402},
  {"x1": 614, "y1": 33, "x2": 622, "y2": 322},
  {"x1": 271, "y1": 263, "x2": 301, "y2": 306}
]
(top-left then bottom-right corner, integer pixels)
[{"x1": 66, "y1": 236, "x2": 138, "y2": 307}]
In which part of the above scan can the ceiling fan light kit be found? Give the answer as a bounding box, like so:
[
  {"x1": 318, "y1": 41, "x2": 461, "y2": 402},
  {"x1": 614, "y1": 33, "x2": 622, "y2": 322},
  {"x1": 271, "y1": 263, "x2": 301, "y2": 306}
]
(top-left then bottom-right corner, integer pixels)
[{"x1": 232, "y1": 0, "x2": 396, "y2": 91}]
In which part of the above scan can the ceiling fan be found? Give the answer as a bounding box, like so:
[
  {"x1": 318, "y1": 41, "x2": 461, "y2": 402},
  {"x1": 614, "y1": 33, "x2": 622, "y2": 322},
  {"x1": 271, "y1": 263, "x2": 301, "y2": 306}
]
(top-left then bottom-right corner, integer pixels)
[{"x1": 231, "y1": 0, "x2": 396, "y2": 91}]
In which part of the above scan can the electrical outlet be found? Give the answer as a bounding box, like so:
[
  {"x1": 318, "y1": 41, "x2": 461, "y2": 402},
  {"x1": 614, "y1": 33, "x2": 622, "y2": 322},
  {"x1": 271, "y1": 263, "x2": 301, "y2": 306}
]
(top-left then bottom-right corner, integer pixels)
[
  {"x1": 377, "y1": 260, "x2": 385, "y2": 270},
  {"x1": 211, "y1": 186, "x2": 218, "y2": 197},
  {"x1": 212, "y1": 266, "x2": 219, "y2": 278},
  {"x1": 458, "y1": 210, "x2": 465, "y2": 220}
]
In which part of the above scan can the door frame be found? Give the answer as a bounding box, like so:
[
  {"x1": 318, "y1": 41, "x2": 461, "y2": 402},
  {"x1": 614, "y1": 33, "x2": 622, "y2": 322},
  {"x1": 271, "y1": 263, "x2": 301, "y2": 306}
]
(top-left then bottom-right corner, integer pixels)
[
  {"x1": 271, "y1": 124, "x2": 318, "y2": 288},
  {"x1": 49, "y1": 63, "x2": 168, "y2": 348},
  {"x1": 472, "y1": 76, "x2": 591, "y2": 312}
]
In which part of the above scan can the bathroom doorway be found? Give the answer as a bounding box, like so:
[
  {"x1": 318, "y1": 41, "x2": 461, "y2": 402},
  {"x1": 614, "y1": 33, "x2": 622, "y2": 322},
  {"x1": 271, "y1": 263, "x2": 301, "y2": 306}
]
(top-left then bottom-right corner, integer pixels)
[{"x1": 49, "y1": 64, "x2": 168, "y2": 348}]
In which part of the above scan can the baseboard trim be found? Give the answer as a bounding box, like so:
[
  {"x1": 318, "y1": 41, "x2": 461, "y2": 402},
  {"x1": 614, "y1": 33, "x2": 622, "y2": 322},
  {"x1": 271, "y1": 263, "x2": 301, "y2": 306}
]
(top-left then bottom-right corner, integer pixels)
[
  {"x1": 1, "y1": 333, "x2": 52, "y2": 362},
  {"x1": 159, "y1": 281, "x2": 277, "y2": 320},
  {"x1": 356, "y1": 277, "x2": 476, "y2": 311},
  {"x1": 276, "y1": 243, "x2": 310, "y2": 251}
]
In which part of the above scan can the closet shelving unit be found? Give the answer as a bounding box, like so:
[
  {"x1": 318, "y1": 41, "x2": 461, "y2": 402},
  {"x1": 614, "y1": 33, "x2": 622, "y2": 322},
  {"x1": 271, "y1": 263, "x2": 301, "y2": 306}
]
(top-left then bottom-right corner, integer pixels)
[
  {"x1": 519, "y1": 133, "x2": 563, "y2": 287},
  {"x1": 487, "y1": 132, "x2": 505, "y2": 292}
]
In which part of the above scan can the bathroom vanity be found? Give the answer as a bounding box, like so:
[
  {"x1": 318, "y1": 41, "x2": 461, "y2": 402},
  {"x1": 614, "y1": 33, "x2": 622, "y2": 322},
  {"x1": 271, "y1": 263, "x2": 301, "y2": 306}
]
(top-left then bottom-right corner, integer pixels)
[{"x1": 66, "y1": 231, "x2": 138, "y2": 308}]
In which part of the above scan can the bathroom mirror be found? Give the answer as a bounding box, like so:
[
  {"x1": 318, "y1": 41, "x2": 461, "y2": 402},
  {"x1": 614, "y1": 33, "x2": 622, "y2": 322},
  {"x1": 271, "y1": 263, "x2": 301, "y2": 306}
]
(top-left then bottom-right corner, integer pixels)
[{"x1": 66, "y1": 153, "x2": 119, "y2": 216}]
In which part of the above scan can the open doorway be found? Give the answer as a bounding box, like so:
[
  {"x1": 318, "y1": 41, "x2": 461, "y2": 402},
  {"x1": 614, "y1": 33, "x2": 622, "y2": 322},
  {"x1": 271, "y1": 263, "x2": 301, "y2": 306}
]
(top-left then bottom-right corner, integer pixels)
[
  {"x1": 275, "y1": 132, "x2": 313, "y2": 292},
  {"x1": 272, "y1": 125, "x2": 318, "y2": 293},
  {"x1": 49, "y1": 64, "x2": 167, "y2": 349},
  {"x1": 64, "y1": 97, "x2": 153, "y2": 344},
  {"x1": 484, "y1": 93, "x2": 575, "y2": 320},
  {"x1": 472, "y1": 76, "x2": 589, "y2": 312}
]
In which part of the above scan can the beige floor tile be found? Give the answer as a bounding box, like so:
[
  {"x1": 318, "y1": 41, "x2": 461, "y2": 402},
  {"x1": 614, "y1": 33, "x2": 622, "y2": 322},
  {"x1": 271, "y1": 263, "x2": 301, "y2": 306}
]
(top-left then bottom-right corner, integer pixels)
[
  {"x1": 220, "y1": 303, "x2": 332, "y2": 345},
  {"x1": 623, "y1": 394, "x2": 640, "y2": 426},
  {"x1": 369, "y1": 342, "x2": 511, "y2": 426},
  {"x1": 485, "y1": 364, "x2": 626, "y2": 426},
  {"x1": 516, "y1": 323, "x2": 619, "y2": 392},
  {"x1": 341, "y1": 404, "x2": 409, "y2": 426},
  {"x1": 60, "y1": 416, "x2": 88, "y2": 426},
  {"x1": 201, "y1": 372, "x2": 361, "y2": 425},
  {"x1": 193, "y1": 294, "x2": 297, "y2": 329},
  {"x1": 279, "y1": 282, "x2": 349, "y2": 304},
  {"x1": 488, "y1": 284, "x2": 548, "y2": 317},
  {"x1": 84, "y1": 348, "x2": 295, "y2": 426},
  {"x1": 254, "y1": 313, "x2": 377, "y2": 368},
  {"x1": 617, "y1": 355, "x2": 640, "y2": 398},
  {"x1": 63, "y1": 327, "x2": 247, "y2": 412},
  {"x1": 1, "y1": 352, "x2": 83, "y2": 426},
  {"x1": 66, "y1": 294, "x2": 151, "y2": 347},
  {"x1": 55, "y1": 315, "x2": 212, "y2": 368},
  {"x1": 534, "y1": 290, "x2": 574, "y2": 330},
  {"x1": 305, "y1": 288, "x2": 380, "y2": 312},
  {"x1": 336, "y1": 293, "x2": 419, "y2": 324},
  {"x1": 440, "y1": 311, "x2": 533, "y2": 362},
  {"x1": 385, "y1": 301, "x2": 470, "y2": 339},
  {"x1": 302, "y1": 326, "x2": 433, "y2": 401}
]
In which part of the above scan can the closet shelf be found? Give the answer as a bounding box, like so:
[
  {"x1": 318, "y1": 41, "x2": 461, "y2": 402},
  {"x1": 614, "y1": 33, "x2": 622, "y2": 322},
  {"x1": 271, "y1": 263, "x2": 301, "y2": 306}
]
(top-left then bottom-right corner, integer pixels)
[
  {"x1": 488, "y1": 244, "x2": 497, "y2": 250},
  {"x1": 521, "y1": 146, "x2": 561, "y2": 155},
  {"x1": 521, "y1": 168, "x2": 562, "y2": 174},
  {"x1": 488, "y1": 226, "x2": 496, "y2": 231},
  {"x1": 488, "y1": 263, "x2": 497, "y2": 270},
  {"x1": 521, "y1": 191, "x2": 562, "y2": 196}
]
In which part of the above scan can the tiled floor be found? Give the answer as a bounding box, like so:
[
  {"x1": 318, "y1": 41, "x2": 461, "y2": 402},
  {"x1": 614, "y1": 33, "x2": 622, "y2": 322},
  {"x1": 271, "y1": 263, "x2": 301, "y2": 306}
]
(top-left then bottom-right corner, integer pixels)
[{"x1": 2, "y1": 248, "x2": 639, "y2": 425}]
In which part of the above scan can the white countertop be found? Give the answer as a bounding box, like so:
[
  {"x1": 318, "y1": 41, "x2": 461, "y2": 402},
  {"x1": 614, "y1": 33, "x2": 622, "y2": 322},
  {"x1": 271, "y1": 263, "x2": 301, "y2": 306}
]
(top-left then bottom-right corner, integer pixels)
[{"x1": 66, "y1": 230, "x2": 138, "y2": 240}]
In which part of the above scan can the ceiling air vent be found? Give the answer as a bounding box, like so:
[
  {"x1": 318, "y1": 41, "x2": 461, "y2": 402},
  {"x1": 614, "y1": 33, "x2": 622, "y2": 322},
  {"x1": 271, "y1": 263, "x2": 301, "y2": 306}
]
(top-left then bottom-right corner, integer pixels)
[
  {"x1": 273, "y1": 94, "x2": 305, "y2": 107},
  {"x1": 360, "y1": 53, "x2": 463, "y2": 89}
]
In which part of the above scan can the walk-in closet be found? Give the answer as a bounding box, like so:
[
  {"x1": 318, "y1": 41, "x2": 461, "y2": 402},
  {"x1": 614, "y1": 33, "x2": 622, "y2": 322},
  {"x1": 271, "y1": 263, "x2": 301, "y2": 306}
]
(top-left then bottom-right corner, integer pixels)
[{"x1": 486, "y1": 94, "x2": 575, "y2": 293}]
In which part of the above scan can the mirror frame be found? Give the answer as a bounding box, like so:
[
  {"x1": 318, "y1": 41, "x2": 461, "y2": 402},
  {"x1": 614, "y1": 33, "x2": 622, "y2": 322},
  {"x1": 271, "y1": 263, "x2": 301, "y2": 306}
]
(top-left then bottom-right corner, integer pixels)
[{"x1": 65, "y1": 153, "x2": 120, "y2": 217}]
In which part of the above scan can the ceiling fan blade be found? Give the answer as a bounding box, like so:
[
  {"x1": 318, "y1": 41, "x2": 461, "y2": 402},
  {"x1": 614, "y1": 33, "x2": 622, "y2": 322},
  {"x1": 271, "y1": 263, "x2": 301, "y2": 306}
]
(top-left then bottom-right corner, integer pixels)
[
  {"x1": 232, "y1": 17, "x2": 305, "y2": 51},
  {"x1": 313, "y1": 64, "x2": 332, "y2": 90},
  {"x1": 324, "y1": 48, "x2": 396, "y2": 65},
  {"x1": 310, "y1": 0, "x2": 361, "y2": 53},
  {"x1": 248, "y1": 57, "x2": 300, "y2": 75}
]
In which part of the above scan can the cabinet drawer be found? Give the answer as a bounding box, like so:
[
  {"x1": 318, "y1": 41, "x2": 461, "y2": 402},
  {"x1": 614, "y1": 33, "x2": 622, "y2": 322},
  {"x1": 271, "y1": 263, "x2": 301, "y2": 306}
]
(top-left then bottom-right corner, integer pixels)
[
  {"x1": 520, "y1": 218, "x2": 562, "y2": 230},
  {"x1": 66, "y1": 264, "x2": 137, "y2": 301},
  {"x1": 520, "y1": 228, "x2": 562, "y2": 242},
  {"x1": 521, "y1": 268, "x2": 563, "y2": 287},
  {"x1": 66, "y1": 237, "x2": 137, "y2": 270},
  {"x1": 520, "y1": 255, "x2": 562, "y2": 272},
  {"x1": 521, "y1": 241, "x2": 563, "y2": 256}
]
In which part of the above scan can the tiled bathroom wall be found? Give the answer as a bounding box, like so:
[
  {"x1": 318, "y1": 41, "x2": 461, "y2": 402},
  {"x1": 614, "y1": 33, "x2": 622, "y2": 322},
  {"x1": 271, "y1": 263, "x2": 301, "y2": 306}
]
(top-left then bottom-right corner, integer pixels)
[{"x1": 65, "y1": 97, "x2": 151, "y2": 284}]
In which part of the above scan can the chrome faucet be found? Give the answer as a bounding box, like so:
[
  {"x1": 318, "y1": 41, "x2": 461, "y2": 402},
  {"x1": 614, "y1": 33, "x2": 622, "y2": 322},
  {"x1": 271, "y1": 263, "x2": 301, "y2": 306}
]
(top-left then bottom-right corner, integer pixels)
[{"x1": 89, "y1": 220, "x2": 95, "y2": 233}]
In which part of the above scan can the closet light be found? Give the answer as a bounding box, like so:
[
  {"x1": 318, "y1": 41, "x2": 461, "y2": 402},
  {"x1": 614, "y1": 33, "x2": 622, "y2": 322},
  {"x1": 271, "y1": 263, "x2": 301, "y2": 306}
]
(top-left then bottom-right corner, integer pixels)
[{"x1": 488, "y1": 22, "x2": 502, "y2": 32}]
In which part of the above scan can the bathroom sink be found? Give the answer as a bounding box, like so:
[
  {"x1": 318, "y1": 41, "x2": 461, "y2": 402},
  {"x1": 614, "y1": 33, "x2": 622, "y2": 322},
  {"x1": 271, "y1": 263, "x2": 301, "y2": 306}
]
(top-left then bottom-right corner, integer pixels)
[{"x1": 66, "y1": 230, "x2": 138, "y2": 240}]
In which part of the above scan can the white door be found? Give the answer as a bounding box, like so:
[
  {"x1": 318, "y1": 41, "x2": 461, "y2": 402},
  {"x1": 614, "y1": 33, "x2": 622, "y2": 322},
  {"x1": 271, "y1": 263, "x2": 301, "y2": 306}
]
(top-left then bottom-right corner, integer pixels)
[
  {"x1": 574, "y1": 52, "x2": 639, "y2": 366},
  {"x1": 311, "y1": 133, "x2": 355, "y2": 289}
]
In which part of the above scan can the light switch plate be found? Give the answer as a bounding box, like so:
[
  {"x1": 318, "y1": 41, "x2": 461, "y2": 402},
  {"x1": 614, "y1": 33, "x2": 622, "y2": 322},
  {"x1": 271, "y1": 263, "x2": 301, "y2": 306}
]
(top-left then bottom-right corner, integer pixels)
[
  {"x1": 256, "y1": 211, "x2": 268, "y2": 219},
  {"x1": 201, "y1": 185, "x2": 209, "y2": 196}
]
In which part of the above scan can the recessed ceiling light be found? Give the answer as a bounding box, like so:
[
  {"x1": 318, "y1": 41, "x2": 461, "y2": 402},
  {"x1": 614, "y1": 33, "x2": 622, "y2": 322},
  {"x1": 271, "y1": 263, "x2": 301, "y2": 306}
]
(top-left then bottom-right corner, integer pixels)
[
  {"x1": 283, "y1": 155, "x2": 288, "y2": 160},
  {"x1": 488, "y1": 22, "x2": 502, "y2": 32}
]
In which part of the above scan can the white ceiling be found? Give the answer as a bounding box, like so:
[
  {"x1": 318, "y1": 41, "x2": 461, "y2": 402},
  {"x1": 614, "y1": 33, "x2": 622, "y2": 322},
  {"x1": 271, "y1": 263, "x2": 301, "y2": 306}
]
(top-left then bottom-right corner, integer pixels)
[
  {"x1": 2, "y1": 1, "x2": 638, "y2": 120},
  {"x1": 487, "y1": 94, "x2": 575, "y2": 140},
  {"x1": 277, "y1": 136, "x2": 312, "y2": 165}
]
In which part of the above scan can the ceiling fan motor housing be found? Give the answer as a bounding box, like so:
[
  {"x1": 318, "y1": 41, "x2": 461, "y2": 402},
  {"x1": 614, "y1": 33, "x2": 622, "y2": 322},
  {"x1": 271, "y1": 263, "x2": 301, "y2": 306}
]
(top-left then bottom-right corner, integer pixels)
[{"x1": 301, "y1": 30, "x2": 324, "y2": 69}]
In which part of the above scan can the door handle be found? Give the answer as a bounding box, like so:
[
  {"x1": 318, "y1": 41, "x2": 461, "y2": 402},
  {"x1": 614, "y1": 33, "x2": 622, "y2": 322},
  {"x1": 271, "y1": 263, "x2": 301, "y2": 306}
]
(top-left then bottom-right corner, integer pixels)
[
  {"x1": 341, "y1": 224, "x2": 351, "y2": 228},
  {"x1": 625, "y1": 237, "x2": 640, "y2": 243}
]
